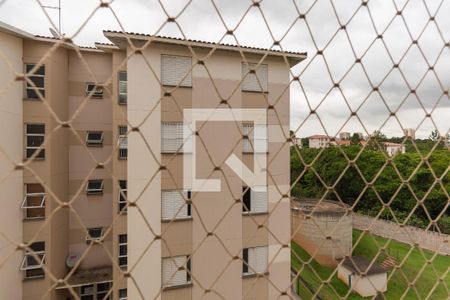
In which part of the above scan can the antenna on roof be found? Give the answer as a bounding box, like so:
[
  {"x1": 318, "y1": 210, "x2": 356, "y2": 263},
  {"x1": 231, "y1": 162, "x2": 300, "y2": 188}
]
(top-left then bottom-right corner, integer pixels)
[
  {"x1": 49, "y1": 27, "x2": 61, "y2": 39},
  {"x1": 42, "y1": 0, "x2": 62, "y2": 36}
]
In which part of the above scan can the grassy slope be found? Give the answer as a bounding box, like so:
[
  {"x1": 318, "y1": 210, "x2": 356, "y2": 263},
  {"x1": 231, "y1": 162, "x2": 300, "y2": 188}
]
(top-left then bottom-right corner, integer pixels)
[{"x1": 291, "y1": 230, "x2": 450, "y2": 299}]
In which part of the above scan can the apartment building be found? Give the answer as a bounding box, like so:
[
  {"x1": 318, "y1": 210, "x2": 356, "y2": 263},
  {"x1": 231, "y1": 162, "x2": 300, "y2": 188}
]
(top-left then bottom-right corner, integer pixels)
[
  {"x1": 0, "y1": 22, "x2": 305, "y2": 300},
  {"x1": 308, "y1": 135, "x2": 335, "y2": 148}
]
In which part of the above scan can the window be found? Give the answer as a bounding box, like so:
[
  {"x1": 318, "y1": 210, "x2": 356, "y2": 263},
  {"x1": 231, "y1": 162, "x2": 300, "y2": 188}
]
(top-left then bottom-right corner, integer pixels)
[
  {"x1": 118, "y1": 289, "x2": 127, "y2": 300},
  {"x1": 118, "y1": 234, "x2": 127, "y2": 268},
  {"x1": 20, "y1": 241, "x2": 45, "y2": 279},
  {"x1": 24, "y1": 64, "x2": 45, "y2": 99},
  {"x1": 161, "y1": 122, "x2": 192, "y2": 153},
  {"x1": 25, "y1": 123, "x2": 45, "y2": 159},
  {"x1": 86, "y1": 227, "x2": 104, "y2": 242},
  {"x1": 85, "y1": 83, "x2": 104, "y2": 99},
  {"x1": 118, "y1": 71, "x2": 127, "y2": 104},
  {"x1": 86, "y1": 131, "x2": 103, "y2": 146},
  {"x1": 241, "y1": 63, "x2": 268, "y2": 92},
  {"x1": 21, "y1": 184, "x2": 45, "y2": 219},
  {"x1": 118, "y1": 125, "x2": 128, "y2": 159},
  {"x1": 161, "y1": 55, "x2": 192, "y2": 87},
  {"x1": 162, "y1": 190, "x2": 192, "y2": 221},
  {"x1": 242, "y1": 246, "x2": 268, "y2": 276},
  {"x1": 242, "y1": 186, "x2": 268, "y2": 214},
  {"x1": 118, "y1": 180, "x2": 127, "y2": 212},
  {"x1": 242, "y1": 123, "x2": 268, "y2": 153},
  {"x1": 162, "y1": 256, "x2": 191, "y2": 288},
  {"x1": 86, "y1": 179, "x2": 103, "y2": 195},
  {"x1": 79, "y1": 282, "x2": 111, "y2": 300}
]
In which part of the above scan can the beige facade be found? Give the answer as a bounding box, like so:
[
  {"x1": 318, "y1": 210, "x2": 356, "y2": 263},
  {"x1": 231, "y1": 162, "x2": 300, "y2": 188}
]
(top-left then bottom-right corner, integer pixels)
[{"x1": 0, "y1": 22, "x2": 305, "y2": 300}]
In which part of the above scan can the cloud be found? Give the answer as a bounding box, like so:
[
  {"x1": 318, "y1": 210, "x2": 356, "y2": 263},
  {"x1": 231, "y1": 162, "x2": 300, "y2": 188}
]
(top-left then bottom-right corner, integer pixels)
[{"x1": 0, "y1": 0, "x2": 448, "y2": 138}]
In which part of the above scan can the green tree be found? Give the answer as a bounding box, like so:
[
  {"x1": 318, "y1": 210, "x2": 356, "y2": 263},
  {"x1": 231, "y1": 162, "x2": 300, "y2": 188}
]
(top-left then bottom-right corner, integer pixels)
[{"x1": 350, "y1": 133, "x2": 361, "y2": 145}]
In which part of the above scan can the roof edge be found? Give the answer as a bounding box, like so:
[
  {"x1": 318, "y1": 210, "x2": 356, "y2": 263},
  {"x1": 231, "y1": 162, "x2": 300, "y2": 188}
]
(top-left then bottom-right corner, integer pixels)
[
  {"x1": 0, "y1": 21, "x2": 34, "y2": 39},
  {"x1": 103, "y1": 30, "x2": 307, "y2": 65}
]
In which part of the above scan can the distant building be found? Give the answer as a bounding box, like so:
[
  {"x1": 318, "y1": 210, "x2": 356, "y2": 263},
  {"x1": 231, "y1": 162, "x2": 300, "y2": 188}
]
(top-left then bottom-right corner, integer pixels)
[
  {"x1": 339, "y1": 132, "x2": 351, "y2": 140},
  {"x1": 292, "y1": 137, "x2": 302, "y2": 147},
  {"x1": 309, "y1": 135, "x2": 335, "y2": 148},
  {"x1": 338, "y1": 256, "x2": 387, "y2": 297},
  {"x1": 335, "y1": 139, "x2": 351, "y2": 146},
  {"x1": 403, "y1": 128, "x2": 416, "y2": 139},
  {"x1": 384, "y1": 142, "x2": 405, "y2": 156}
]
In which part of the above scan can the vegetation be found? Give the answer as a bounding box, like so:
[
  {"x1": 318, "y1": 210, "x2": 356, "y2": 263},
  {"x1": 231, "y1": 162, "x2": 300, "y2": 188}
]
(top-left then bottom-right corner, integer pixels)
[
  {"x1": 290, "y1": 143, "x2": 450, "y2": 233},
  {"x1": 291, "y1": 230, "x2": 450, "y2": 299}
]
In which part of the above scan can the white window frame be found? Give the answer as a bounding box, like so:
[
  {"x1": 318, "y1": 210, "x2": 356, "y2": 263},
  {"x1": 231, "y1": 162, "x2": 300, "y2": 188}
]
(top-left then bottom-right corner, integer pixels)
[
  {"x1": 161, "y1": 122, "x2": 192, "y2": 153},
  {"x1": 242, "y1": 186, "x2": 268, "y2": 214},
  {"x1": 24, "y1": 63, "x2": 45, "y2": 99},
  {"x1": 118, "y1": 234, "x2": 127, "y2": 268},
  {"x1": 241, "y1": 62, "x2": 268, "y2": 92},
  {"x1": 118, "y1": 71, "x2": 127, "y2": 104},
  {"x1": 79, "y1": 282, "x2": 111, "y2": 300},
  {"x1": 25, "y1": 123, "x2": 45, "y2": 159},
  {"x1": 86, "y1": 227, "x2": 104, "y2": 242},
  {"x1": 162, "y1": 255, "x2": 191, "y2": 288},
  {"x1": 242, "y1": 246, "x2": 268, "y2": 276},
  {"x1": 118, "y1": 180, "x2": 127, "y2": 212},
  {"x1": 86, "y1": 179, "x2": 104, "y2": 195},
  {"x1": 242, "y1": 123, "x2": 268, "y2": 153},
  {"x1": 20, "y1": 242, "x2": 45, "y2": 279},
  {"x1": 161, "y1": 55, "x2": 192, "y2": 87},
  {"x1": 85, "y1": 83, "x2": 104, "y2": 99},
  {"x1": 21, "y1": 185, "x2": 45, "y2": 220},
  {"x1": 161, "y1": 190, "x2": 192, "y2": 221},
  {"x1": 118, "y1": 125, "x2": 128, "y2": 159},
  {"x1": 85, "y1": 131, "x2": 104, "y2": 146}
]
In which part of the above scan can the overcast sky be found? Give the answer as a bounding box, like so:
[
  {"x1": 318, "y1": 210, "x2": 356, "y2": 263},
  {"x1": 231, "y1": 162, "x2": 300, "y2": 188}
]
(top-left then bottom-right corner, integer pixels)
[{"x1": 0, "y1": 0, "x2": 448, "y2": 138}]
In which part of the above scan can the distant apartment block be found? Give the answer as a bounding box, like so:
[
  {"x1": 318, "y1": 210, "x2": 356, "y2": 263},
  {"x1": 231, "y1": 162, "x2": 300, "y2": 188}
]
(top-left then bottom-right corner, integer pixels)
[
  {"x1": 0, "y1": 21, "x2": 305, "y2": 300},
  {"x1": 403, "y1": 128, "x2": 416, "y2": 139},
  {"x1": 308, "y1": 135, "x2": 335, "y2": 148}
]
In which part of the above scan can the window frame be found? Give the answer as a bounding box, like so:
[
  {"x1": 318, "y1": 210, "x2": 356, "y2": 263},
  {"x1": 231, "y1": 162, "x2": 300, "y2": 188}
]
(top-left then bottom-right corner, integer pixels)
[
  {"x1": 25, "y1": 123, "x2": 45, "y2": 159},
  {"x1": 24, "y1": 63, "x2": 45, "y2": 99},
  {"x1": 79, "y1": 282, "x2": 111, "y2": 300},
  {"x1": 161, "y1": 122, "x2": 192, "y2": 153},
  {"x1": 118, "y1": 180, "x2": 127, "y2": 213},
  {"x1": 86, "y1": 227, "x2": 104, "y2": 242},
  {"x1": 118, "y1": 288, "x2": 127, "y2": 300},
  {"x1": 242, "y1": 246, "x2": 268, "y2": 276},
  {"x1": 118, "y1": 71, "x2": 127, "y2": 105},
  {"x1": 162, "y1": 255, "x2": 192, "y2": 288},
  {"x1": 20, "y1": 241, "x2": 45, "y2": 279},
  {"x1": 21, "y1": 184, "x2": 46, "y2": 220},
  {"x1": 161, "y1": 54, "x2": 192, "y2": 87},
  {"x1": 242, "y1": 123, "x2": 268, "y2": 154},
  {"x1": 86, "y1": 179, "x2": 104, "y2": 195},
  {"x1": 85, "y1": 131, "x2": 104, "y2": 147},
  {"x1": 118, "y1": 234, "x2": 127, "y2": 268},
  {"x1": 118, "y1": 125, "x2": 128, "y2": 159},
  {"x1": 85, "y1": 83, "x2": 104, "y2": 99},
  {"x1": 241, "y1": 62, "x2": 268, "y2": 92},
  {"x1": 161, "y1": 190, "x2": 192, "y2": 221}
]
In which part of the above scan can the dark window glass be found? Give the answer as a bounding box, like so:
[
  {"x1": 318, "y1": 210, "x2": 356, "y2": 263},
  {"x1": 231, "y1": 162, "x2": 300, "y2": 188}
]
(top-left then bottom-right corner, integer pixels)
[
  {"x1": 242, "y1": 248, "x2": 248, "y2": 273},
  {"x1": 242, "y1": 187, "x2": 251, "y2": 212}
]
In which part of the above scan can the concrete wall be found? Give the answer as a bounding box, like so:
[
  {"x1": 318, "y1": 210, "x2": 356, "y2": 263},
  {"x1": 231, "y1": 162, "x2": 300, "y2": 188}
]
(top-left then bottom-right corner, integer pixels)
[
  {"x1": 338, "y1": 265, "x2": 387, "y2": 297},
  {"x1": 0, "y1": 30, "x2": 24, "y2": 300},
  {"x1": 292, "y1": 210, "x2": 352, "y2": 267},
  {"x1": 68, "y1": 50, "x2": 113, "y2": 270}
]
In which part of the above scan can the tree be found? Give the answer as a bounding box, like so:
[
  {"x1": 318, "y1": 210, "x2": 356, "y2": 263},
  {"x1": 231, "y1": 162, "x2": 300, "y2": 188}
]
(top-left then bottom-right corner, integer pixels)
[
  {"x1": 350, "y1": 133, "x2": 361, "y2": 145},
  {"x1": 366, "y1": 130, "x2": 386, "y2": 151}
]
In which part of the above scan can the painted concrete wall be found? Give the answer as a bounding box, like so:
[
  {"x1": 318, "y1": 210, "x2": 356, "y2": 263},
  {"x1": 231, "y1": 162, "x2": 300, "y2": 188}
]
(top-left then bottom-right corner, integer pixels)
[
  {"x1": 292, "y1": 210, "x2": 352, "y2": 267},
  {"x1": 338, "y1": 265, "x2": 387, "y2": 297},
  {"x1": 0, "y1": 30, "x2": 24, "y2": 300}
]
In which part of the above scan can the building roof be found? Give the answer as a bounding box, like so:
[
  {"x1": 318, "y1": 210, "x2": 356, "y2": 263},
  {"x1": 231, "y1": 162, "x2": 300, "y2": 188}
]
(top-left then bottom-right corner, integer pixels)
[
  {"x1": 103, "y1": 30, "x2": 307, "y2": 66},
  {"x1": 383, "y1": 142, "x2": 404, "y2": 147},
  {"x1": 0, "y1": 20, "x2": 34, "y2": 39},
  {"x1": 341, "y1": 256, "x2": 387, "y2": 276},
  {"x1": 309, "y1": 135, "x2": 334, "y2": 139},
  {"x1": 291, "y1": 198, "x2": 349, "y2": 216}
]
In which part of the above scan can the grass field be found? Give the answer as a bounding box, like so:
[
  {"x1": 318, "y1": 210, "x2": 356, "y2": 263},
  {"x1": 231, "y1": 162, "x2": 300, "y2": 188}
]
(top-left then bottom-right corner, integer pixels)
[{"x1": 291, "y1": 230, "x2": 450, "y2": 299}]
